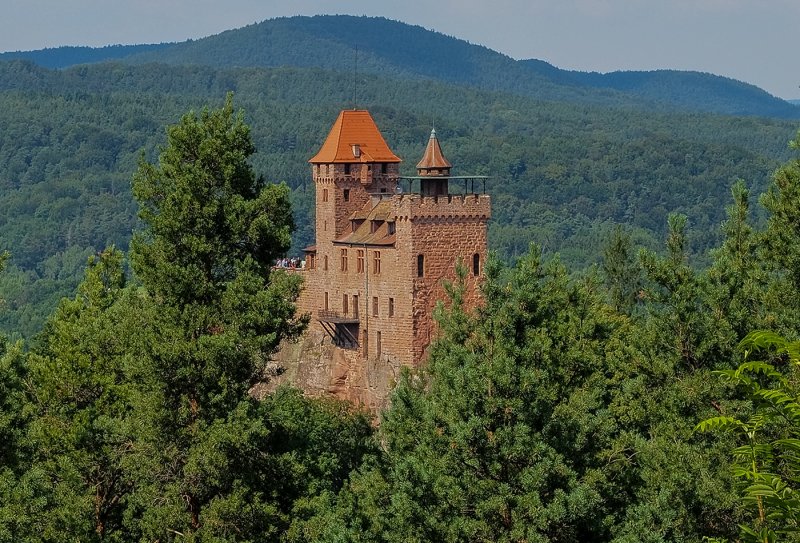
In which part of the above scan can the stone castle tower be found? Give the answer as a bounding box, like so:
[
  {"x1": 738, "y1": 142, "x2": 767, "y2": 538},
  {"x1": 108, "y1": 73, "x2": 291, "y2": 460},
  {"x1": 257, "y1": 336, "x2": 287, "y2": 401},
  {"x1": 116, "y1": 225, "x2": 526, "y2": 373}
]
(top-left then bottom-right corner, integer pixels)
[{"x1": 275, "y1": 110, "x2": 490, "y2": 410}]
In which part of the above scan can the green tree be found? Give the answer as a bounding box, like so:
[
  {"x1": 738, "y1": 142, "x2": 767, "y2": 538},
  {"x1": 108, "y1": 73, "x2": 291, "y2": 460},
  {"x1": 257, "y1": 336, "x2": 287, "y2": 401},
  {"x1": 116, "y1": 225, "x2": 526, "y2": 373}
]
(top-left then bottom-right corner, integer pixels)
[
  {"x1": 18, "y1": 248, "x2": 130, "y2": 542},
  {"x1": 322, "y1": 249, "x2": 621, "y2": 542},
  {"x1": 602, "y1": 224, "x2": 641, "y2": 314},
  {"x1": 761, "y1": 131, "x2": 800, "y2": 295},
  {"x1": 0, "y1": 343, "x2": 30, "y2": 542},
  {"x1": 605, "y1": 214, "x2": 745, "y2": 542},
  {"x1": 698, "y1": 331, "x2": 800, "y2": 543},
  {"x1": 124, "y1": 94, "x2": 306, "y2": 541}
]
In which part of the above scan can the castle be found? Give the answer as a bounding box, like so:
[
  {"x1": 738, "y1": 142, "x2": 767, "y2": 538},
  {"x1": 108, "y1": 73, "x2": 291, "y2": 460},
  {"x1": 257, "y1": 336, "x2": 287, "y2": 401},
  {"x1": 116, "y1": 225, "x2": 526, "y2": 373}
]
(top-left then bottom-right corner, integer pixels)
[{"x1": 276, "y1": 110, "x2": 491, "y2": 410}]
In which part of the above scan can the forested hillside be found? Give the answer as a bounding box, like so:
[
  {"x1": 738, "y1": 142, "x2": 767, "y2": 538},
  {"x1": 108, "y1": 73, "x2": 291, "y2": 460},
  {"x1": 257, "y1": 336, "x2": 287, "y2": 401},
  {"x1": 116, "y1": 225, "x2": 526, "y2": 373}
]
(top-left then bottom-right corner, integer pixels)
[
  {"x1": 2, "y1": 98, "x2": 800, "y2": 541},
  {"x1": 0, "y1": 43, "x2": 171, "y2": 68},
  {"x1": 5, "y1": 15, "x2": 798, "y2": 119},
  {"x1": 0, "y1": 56, "x2": 797, "y2": 337}
]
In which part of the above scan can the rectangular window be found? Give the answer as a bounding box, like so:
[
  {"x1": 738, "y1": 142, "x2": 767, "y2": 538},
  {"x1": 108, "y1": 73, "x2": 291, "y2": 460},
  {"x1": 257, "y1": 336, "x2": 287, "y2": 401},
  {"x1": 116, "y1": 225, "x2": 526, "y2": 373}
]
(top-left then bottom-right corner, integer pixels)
[
  {"x1": 388, "y1": 297, "x2": 394, "y2": 317},
  {"x1": 381, "y1": 163, "x2": 387, "y2": 174},
  {"x1": 324, "y1": 292, "x2": 329, "y2": 311},
  {"x1": 373, "y1": 251, "x2": 381, "y2": 275},
  {"x1": 372, "y1": 296, "x2": 378, "y2": 317},
  {"x1": 417, "y1": 254, "x2": 425, "y2": 278},
  {"x1": 322, "y1": 188, "x2": 328, "y2": 202},
  {"x1": 323, "y1": 255, "x2": 328, "y2": 271},
  {"x1": 340, "y1": 248, "x2": 348, "y2": 272},
  {"x1": 308, "y1": 253, "x2": 316, "y2": 270},
  {"x1": 357, "y1": 249, "x2": 364, "y2": 273},
  {"x1": 388, "y1": 221, "x2": 396, "y2": 235},
  {"x1": 344, "y1": 163, "x2": 351, "y2": 175},
  {"x1": 353, "y1": 295, "x2": 359, "y2": 318},
  {"x1": 376, "y1": 331, "x2": 382, "y2": 358},
  {"x1": 473, "y1": 253, "x2": 481, "y2": 276},
  {"x1": 342, "y1": 294, "x2": 348, "y2": 315},
  {"x1": 343, "y1": 188, "x2": 350, "y2": 201}
]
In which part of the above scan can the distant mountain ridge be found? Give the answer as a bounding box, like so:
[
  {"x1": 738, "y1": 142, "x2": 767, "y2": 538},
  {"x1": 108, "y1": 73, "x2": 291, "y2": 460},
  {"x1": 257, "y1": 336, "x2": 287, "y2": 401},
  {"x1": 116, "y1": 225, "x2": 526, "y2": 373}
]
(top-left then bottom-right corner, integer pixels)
[
  {"x1": 2, "y1": 15, "x2": 797, "y2": 119},
  {"x1": 0, "y1": 43, "x2": 172, "y2": 69}
]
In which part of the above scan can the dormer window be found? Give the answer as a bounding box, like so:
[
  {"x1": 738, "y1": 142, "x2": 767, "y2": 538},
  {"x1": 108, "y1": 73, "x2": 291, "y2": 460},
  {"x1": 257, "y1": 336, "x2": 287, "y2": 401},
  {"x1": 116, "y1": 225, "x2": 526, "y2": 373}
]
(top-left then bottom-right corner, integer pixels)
[
  {"x1": 388, "y1": 222, "x2": 396, "y2": 235},
  {"x1": 371, "y1": 220, "x2": 380, "y2": 233},
  {"x1": 352, "y1": 144, "x2": 361, "y2": 158}
]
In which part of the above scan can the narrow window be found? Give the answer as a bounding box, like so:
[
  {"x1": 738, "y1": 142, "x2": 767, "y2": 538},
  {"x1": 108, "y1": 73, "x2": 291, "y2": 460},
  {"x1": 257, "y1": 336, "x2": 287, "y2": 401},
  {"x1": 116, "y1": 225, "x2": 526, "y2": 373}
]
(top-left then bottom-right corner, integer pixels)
[
  {"x1": 323, "y1": 255, "x2": 328, "y2": 271},
  {"x1": 376, "y1": 331, "x2": 382, "y2": 358},
  {"x1": 357, "y1": 249, "x2": 364, "y2": 273},
  {"x1": 381, "y1": 163, "x2": 387, "y2": 174},
  {"x1": 372, "y1": 296, "x2": 378, "y2": 317},
  {"x1": 344, "y1": 163, "x2": 351, "y2": 175},
  {"x1": 323, "y1": 188, "x2": 328, "y2": 202},
  {"x1": 343, "y1": 188, "x2": 350, "y2": 202},
  {"x1": 324, "y1": 220, "x2": 327, "y2": 232},
  {"x1": 308, "y1": 253, "x2": 316, "y2": 270},
  {"x1": 343, "y1": 294, "x2": 348, "y2": 314},
  {"x1": 388, "y1": 222, "x2": 396, "y2": 235},
  {"x1": 373, "y1": 251, "x2": 381, "y2": 275},
  {"x1": 473, "y1": 253, "x2": 481, "y2": 276},
  {"x1": 324, "y1": 292, "x2": 329, "y2": 311},
  {"x1": 388, "y1": 297, "x2": 394, "y2": 317},
  {"x1": 340, "y1": 248, "x2": 348, "y2": 272},
  {"x1": 417, "y1": 254, "x2": 425, "y2": 278},
  {"x1": 353, "y1": 295, "x2": 359, "y2": 318}
]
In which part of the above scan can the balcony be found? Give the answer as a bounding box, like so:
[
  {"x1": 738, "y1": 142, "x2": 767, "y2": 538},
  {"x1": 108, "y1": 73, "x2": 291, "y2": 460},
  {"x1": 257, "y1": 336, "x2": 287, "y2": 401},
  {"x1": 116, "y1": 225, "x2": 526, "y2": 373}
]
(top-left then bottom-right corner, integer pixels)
[{"x1": 317, "y1": 310, "x2": 360, "y2": 324}]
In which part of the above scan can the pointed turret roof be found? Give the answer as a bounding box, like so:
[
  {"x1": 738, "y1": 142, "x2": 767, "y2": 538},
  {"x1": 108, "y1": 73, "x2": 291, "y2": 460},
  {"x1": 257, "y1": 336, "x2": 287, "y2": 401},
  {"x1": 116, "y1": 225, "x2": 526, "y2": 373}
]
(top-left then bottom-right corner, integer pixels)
[
  {"x1": 416, "y1": 128, "x2": 452, "y2": 170},
  {"x1": 309, "y1": 110, "x2": 401, "y2": 164}
]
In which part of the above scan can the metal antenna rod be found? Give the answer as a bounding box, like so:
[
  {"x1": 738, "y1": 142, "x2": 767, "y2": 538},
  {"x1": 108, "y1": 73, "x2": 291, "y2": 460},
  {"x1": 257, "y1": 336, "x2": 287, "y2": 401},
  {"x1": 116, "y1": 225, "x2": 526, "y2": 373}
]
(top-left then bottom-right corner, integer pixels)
[{"x1": 353, "y1": 46, "x2": 358, "y2": 110}]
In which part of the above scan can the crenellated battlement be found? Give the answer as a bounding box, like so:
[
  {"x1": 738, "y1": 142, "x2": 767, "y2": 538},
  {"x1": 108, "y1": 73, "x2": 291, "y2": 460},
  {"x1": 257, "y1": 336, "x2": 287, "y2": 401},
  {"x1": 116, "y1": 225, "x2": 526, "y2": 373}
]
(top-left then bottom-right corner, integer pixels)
[{"x1": 392, "y1": 193, "x2": 491, "y2": 221}]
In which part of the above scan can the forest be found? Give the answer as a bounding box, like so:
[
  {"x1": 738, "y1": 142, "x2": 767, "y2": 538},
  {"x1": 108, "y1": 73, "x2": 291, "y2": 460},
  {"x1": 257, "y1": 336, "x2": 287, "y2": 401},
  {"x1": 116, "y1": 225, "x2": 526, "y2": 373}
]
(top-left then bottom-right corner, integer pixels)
[
  {"x1": 0, "y1": 15, "x2": 799, "y2": 338},
  {"x1": 0, "y1": 56, "x2": 797, "y2": 337},
  {"x1": 2, "y1": 15, "x2": 800, "y2": 541},
  {"x1": 1, "y1": 94, "x2": 800, "y2": 542}
]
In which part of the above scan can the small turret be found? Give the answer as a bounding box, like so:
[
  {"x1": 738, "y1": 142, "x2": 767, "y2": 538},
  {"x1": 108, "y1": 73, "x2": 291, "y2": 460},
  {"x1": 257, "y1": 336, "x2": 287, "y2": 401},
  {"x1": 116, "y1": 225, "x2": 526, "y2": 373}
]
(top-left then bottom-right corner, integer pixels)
[{"x1": 416, "y1": 128, "x2": 451, "y2": 196}]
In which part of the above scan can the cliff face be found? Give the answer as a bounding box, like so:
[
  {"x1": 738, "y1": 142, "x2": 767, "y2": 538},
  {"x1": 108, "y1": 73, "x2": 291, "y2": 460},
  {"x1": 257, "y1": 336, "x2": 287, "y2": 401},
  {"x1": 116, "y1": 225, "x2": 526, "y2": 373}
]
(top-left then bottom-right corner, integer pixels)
[{"x1": 258, "y1": 329, "x2": 403, "y2": 413}]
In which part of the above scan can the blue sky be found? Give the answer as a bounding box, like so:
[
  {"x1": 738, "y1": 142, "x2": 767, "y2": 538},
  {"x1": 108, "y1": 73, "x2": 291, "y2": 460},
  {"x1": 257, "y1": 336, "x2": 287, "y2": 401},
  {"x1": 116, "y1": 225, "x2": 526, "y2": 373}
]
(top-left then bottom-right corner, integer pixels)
[{"x1": 1, "y1": 0, "x2": 798, "y2": 99}]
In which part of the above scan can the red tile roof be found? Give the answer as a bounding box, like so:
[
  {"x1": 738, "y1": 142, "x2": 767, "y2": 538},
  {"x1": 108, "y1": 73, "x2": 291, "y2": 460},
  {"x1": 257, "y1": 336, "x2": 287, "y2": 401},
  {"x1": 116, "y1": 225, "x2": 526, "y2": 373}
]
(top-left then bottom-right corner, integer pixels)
[
  {"x1": 416, "y1": 128, "x2": 451, "y2": 170},
  {"x1": 309, "y1": 110, "x2": 401, "y2": 164},
  {"x1": 335, "y1": 200, "x2": 396, "y2": 246}
]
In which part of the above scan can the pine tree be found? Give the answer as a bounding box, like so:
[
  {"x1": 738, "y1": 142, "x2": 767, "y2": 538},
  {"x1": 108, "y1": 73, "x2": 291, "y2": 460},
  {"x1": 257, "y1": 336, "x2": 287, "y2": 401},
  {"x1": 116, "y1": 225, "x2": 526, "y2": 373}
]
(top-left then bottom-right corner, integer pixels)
[
  {"x1": 124, "y1": 95, "x2": 305, "y2": 541},
  {"x1": 761, "y1": 131, "x2": 800, "y2": 296},
  {"x1": 19, "y1": 248, "x2": 131, "y2": 542},
  {"x1": 325, "y1": 249, "x2": 622, "y2": 542},
  {"x1": 602, "y1": 224, "x2": 641, "y2": 314}
]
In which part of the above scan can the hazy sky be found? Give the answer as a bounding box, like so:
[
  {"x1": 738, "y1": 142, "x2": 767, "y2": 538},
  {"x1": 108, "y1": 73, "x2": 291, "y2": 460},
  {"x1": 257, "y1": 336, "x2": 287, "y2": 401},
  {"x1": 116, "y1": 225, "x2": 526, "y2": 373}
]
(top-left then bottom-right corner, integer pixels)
[{"x1": 1, "y1": 0, "x2": 798, "y2": 99}]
